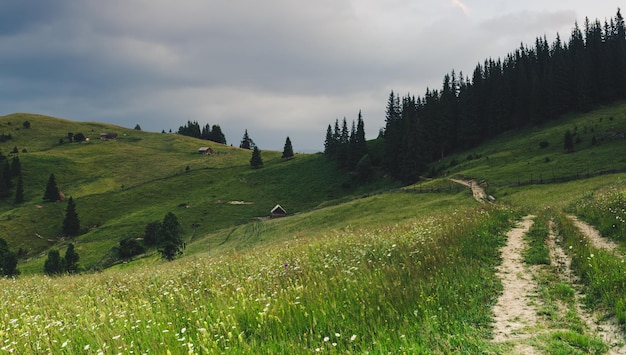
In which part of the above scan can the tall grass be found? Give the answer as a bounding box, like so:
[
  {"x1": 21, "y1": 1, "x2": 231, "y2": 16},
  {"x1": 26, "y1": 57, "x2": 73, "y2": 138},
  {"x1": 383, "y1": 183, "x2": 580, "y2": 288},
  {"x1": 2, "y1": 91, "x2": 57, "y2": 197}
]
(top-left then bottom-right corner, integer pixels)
[
  {"x1": 0, "y1": 205, "x2": 515, "y2": 353},
  {"x1": 554, "y1": 210, "x2": 626, "y2": 329},
  {"x1": 569, "y1": 181, "x2": 626, "y2": 242}
]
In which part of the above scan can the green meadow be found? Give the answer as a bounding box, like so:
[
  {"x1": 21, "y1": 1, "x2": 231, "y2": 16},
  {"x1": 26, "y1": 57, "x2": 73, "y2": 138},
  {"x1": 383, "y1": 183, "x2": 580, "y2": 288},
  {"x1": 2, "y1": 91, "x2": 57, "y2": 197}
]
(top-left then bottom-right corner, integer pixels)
[{"x1": 0, "y1": 102, "x2": 625, "y2": 353}]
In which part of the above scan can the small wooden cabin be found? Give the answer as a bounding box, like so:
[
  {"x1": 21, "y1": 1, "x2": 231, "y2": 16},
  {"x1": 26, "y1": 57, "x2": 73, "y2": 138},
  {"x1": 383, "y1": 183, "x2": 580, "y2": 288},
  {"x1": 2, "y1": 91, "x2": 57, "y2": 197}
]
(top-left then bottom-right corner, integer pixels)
[
  {"x1": 100, "y1": 132, "x2": 118, "y2": 140},
  {"x1": 271, "y1": 204, "x2": 287, "y2": 218}
]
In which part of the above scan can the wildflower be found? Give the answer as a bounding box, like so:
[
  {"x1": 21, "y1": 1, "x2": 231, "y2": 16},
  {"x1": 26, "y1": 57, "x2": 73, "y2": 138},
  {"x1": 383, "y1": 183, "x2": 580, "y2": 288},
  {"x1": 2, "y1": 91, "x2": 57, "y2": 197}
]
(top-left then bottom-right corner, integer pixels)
[
  {"x1": 324, "y1": 336, "x2": 330, "y2": 342},
  {"x1": 350, "y1": 334, "x2": 357, "y2": 342},
  {"x1": 84, "y1": 344, "x2": 90, "y2": 350}
]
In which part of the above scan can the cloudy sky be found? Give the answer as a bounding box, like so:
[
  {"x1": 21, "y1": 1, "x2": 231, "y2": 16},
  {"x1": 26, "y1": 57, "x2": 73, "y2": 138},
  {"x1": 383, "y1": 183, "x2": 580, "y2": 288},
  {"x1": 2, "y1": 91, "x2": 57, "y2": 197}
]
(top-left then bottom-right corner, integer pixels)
[{"x1": 0, "y1": 1, "x2": 622, "y2": 151}]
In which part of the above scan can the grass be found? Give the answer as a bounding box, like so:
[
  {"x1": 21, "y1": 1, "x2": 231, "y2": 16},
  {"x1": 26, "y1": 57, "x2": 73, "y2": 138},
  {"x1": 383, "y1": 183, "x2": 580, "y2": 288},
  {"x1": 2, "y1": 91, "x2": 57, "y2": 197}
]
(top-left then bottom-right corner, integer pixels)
[
  {"x1": 1, "y1": 102, "x2": 626, "y2": 352},
  {"x1": 0, "y1": 203, "x2": 516, "y2": 353}
]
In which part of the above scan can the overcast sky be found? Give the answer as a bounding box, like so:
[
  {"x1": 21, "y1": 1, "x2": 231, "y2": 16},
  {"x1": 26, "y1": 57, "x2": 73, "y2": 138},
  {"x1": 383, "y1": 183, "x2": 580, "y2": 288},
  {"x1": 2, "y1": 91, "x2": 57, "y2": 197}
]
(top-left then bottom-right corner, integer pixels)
[{"x1": 0, "y1": 1, "x2": 622, "y2": 151}]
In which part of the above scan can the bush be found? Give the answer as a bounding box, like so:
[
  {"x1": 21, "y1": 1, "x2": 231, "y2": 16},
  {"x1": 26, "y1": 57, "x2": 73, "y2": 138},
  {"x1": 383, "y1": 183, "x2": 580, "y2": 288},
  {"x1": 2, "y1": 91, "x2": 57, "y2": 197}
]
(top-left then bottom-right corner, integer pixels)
[{"x1": 539, "y1": 141, "x2": 549, "y2": 148}]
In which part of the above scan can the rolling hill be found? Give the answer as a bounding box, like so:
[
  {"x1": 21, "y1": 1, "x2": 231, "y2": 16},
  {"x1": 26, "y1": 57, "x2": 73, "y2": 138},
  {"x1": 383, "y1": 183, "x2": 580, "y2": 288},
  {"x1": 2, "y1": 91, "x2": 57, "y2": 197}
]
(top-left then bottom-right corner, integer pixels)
[
  {"x1": 0, "y1": 102, "x2": 624, "y2": 353},
  {"x1": 0, "y1": 113, "x2": 399, "y2": 273}
]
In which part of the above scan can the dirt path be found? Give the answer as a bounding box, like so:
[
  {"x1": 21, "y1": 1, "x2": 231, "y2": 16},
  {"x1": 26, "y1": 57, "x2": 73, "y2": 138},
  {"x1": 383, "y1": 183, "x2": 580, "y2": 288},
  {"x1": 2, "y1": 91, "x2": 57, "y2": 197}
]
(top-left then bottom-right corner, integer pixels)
[
  {"x1": 567, "y1": 215, "x2": 621, "y2": 253},
  {"x1": 492, "y1": 215, "x2": 538, "y2": 343},
  {"x1": 450, "y1": 178, "x2": 488, "y2": 202}
]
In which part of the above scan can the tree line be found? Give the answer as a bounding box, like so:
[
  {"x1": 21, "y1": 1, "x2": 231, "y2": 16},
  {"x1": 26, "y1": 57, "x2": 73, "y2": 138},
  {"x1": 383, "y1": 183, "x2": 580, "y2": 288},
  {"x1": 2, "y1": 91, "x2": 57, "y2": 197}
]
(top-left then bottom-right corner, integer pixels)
[
  {"x1": 323, "y1": 111, "x2": 370, "y2": 177},
  {"x1": 177, "y1": 120, "x2": 227, "y2": 144},
  {"x1": 378, "y1": 9, "x2": 626, "y2": 182}
]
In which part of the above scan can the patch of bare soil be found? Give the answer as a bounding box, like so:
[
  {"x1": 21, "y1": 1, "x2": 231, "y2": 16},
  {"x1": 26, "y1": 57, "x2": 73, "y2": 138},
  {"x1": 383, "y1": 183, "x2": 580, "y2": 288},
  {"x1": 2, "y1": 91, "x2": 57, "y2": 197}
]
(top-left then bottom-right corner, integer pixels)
[
  {"x1": 567, "y1": 215, "x2": 620, "y2": 253},
  {"x1": 450, "y1": 178, "x2": 488, "y2": 202},
  {"x1": 492, "y1": 215, "x2": 538, "y2": 342}
]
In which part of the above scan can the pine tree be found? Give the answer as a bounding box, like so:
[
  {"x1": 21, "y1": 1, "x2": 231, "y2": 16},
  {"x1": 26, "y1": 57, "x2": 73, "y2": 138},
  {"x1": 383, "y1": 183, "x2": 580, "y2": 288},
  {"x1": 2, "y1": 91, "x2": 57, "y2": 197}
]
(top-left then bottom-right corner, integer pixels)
[
  {"x1": 282, "y1": 137, "x2": 294, "y2": 159},
  {"x1": 14, "y1": 174, "x2": 24, "y2": 204},
  {"x1": 209, "y1": 125, "x2": 227, "y2": 144},
  {"x1": 240, "y1": 129, "x2": 255, "y2": 149},
  {"x1": 143, "y1": 221, "x2": 161, "y2": 246},
  {"x1": 324, "y1": 124, "x2": 335, "y2": 158},
  {"x1": 43, "y1": 173, "x2": 60, "y2": 202},
  {"x1": 10, "y1": 156, "x2": 20, "y2": 178},
  {"x1": 43, "y1": 249, "x2": 63, "y2": 275},
  {"x1": 62, "y1": 197, "x2": 80, "y2": 236},
  {"x1": 63, "y1": 243, "x2": 79, "y2": 274},
  {"x1": 158, "y1": 212, "x2": 183, "y2": 261},
  {"x1": 250, "y1": 146, "x2": 263, "y2": 168},
  {"x1": 0, "y1": 238, "x2": 19, "y2": 277}
]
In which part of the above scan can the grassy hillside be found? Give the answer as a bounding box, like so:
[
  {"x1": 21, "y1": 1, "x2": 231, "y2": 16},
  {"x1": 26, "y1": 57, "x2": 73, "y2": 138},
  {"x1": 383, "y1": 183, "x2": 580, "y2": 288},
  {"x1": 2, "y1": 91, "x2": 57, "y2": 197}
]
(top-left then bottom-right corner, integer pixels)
[
  {"x1": 0, "y1": 103, "x2": 625, "y2": 353},
  {"x1": 0, "y1": 113, "x2": 399, "y2": 273},
  {"x1": 430, "y1": 101, "x2": 626, "y2": 184}
]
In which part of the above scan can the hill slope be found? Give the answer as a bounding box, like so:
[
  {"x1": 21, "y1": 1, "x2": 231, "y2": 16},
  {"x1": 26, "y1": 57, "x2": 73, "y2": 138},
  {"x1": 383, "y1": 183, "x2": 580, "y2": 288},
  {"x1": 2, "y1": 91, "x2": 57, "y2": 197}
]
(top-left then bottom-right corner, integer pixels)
[{"x1": 0, "y1": 113, "x2": 398, "y2": 273}]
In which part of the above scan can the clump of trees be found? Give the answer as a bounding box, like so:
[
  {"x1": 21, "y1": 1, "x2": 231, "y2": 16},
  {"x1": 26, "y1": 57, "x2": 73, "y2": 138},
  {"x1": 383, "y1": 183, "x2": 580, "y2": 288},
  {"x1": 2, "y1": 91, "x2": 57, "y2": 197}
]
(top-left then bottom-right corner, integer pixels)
[
  {"x1": 177, "y1": 120, "x2": 227, "y2": 144},
  {"x1": 324, "y1": 111, "x2": 369, "y2": 173},
  {"x1": 142, "y1": 212, "x2": 184, "y2": 261},
  {"x1": 43, "y1": 243, "x2": 80, "y2": 275}
]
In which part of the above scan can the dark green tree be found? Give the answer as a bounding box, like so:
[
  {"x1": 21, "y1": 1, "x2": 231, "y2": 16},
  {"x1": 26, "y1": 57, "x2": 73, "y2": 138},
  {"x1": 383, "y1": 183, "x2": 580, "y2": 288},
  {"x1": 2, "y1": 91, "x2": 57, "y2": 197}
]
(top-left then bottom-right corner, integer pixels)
[
  {"x1": 0, "y1": 161, "x2": 9, "y2": 198},
  {"x1": 43, "y1": 173, "x2": 60, "y2": 202},
  {"x1": 356, "y1": 154, "x2": 374, "y2": 182},
  {"x1": 63, "y1": 243, "x2": 79, "y2": 274},
  {"x1": 324, "y1": 124, "x2": 335, "y2": 158},
  {"x1": 564, "y1": 130, "x2": 574, "y2": 152},
  {"x1": 250, "y1": 146, "x2": 263, "y2": 168},
  {"x1": 116, "y1": 237, "x2": 145, "y2": 260},
  {"x1": 14, "y1": 174, "x2": 24, "y2": 204},
  {"x1": 158, "y1": 212, "x2": 184, "y2": 261},
  {"x1": 134, "y1": 124, "x2": 142, "y2": 130},
  {"x1": 0, "y1": 238, "x2": 19, "y2": 277},
  {"x1": 22, "y1": 121, "x2": 30, "y2": 129},
  {"x1": 62, "y1": 197, "x2": 80, "y2": 236},
  {"x1": 143, "y1": 221, "x2": 161, "y2": 246},
  {"x1": 240, "y1": 129, "x2": 255, "y2": 149},
  {"x1": 73, "y1": 133, "x2": 86, "y2": 142},
  {"x1": 209, "y1": 125, "x2": 227, "y2": 144},
  {"x1": 282, "y1": 137, "x2": 294, "y2": 159},
  {"x1": 43, "y1": 249, "x2": 64, "y2": 275},
  {"x1": 11, "y1": 156, "x2": 21, "y2": 177}
]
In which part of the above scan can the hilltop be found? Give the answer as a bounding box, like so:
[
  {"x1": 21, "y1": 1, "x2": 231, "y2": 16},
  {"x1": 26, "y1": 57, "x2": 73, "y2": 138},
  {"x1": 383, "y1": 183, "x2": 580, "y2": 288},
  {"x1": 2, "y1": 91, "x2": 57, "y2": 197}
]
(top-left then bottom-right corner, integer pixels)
[{"x1": 0, "y1": 113, "x2": 398, "y2": 273}]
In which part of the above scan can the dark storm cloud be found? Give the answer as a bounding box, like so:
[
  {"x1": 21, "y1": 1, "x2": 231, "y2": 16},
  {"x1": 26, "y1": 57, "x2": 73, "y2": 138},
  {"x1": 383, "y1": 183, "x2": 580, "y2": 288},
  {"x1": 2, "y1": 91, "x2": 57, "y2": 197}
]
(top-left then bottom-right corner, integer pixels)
[{"x1": 0, "y1": 1, "x2": 623, "y2": 151}]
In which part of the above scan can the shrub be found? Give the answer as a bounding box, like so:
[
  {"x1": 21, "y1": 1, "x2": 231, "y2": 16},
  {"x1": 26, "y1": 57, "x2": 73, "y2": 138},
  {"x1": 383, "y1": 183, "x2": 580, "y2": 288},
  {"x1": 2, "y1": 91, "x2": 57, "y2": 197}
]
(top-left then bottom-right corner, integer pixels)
[{"x1": 539, "y1": 141, "x2": 549, "y2": 148}]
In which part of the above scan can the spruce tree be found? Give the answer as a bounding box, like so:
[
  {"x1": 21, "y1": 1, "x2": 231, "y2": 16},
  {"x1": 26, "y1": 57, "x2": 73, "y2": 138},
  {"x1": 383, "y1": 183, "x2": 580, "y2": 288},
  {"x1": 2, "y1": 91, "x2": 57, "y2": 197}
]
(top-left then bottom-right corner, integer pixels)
[
  {"x1": 282, "y1": 137, "x2": 294, "y2": 159},
  {"x1": 158, "y1": 212, "x2": 183, "y2": 261},
  {"x1": 62, "y1": 197, "x2": 80, "y2": 236},
  {"x1": 10, "y1": 156, "x2": 20, "y2": 177},
  {"x1": 14, "y1": 174, "x2": 24, "y2": 204},
  {"x1": 63, "y1": 243, "x2": 79, "y2": 274},
  {"x1": 43, "y1": 173, "x2": 60, "y2": 202},
  {"x1": 0, "y1": 238, "x2": 19, "y2": 277},
  {"x1": 324, "y1": 124, "x2": 335, "y2": 158},
  {"x1": 240, "y1": 129, "x2": 254, "y2": 149},
  {"x1": 43, "y1": 249, "x2": 63, "y2": 275},
  {"x1": 143, "y1": 221, "x2": 161, "y2": 246},
  {"x1": 209, "y1": 125, "x2": 227, "y2": 144},
  {"x1": 250, "y1": 146, "x2": 263, "y2": 168}
]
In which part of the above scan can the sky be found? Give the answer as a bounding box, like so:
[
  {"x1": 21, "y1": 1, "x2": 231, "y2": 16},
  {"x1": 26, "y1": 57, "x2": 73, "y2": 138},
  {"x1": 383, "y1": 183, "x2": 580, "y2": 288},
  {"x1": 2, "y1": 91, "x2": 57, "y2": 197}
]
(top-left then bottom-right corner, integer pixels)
[{"x1": 0, "y1": 1, "x2": 623, "y2": 152}]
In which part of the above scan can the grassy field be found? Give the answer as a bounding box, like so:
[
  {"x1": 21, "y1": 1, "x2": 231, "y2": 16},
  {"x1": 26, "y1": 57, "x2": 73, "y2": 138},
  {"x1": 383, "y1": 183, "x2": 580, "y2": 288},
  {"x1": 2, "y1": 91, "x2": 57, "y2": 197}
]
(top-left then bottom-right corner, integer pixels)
[{"x1": 0, "y1": 102, "x2": 625, "y2": 352}]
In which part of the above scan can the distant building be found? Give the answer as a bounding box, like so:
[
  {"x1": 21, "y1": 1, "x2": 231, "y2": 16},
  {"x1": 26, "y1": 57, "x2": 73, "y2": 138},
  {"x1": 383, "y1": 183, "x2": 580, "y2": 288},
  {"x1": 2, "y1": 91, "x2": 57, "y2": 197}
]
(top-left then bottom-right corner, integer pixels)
[
  {"x1": 100, "y1": 132, "x2": 118, "y2": 140},
  {"x1": 198, "y1": 147, "x2": 213, "y2": 154},
  {"x1": 271, "y1": 204, "x2": 287, "y2": 218}
]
